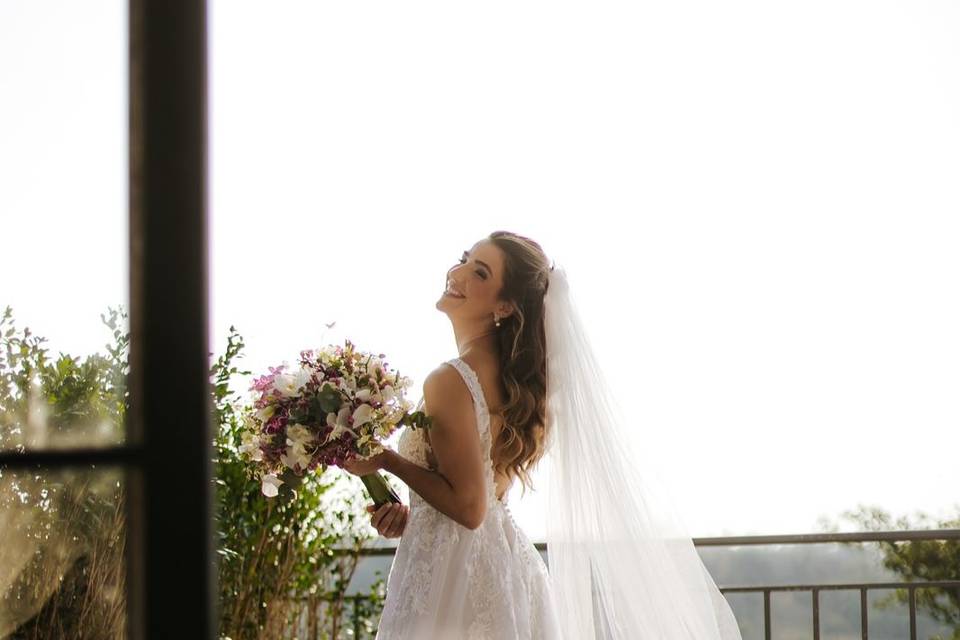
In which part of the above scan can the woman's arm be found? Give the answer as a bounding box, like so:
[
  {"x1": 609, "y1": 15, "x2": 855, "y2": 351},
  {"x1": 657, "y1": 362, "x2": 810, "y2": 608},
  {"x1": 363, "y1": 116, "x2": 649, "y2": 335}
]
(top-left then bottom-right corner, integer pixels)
[{"x1": 382, "y1": 364, "x2": 486, "y2": 529}]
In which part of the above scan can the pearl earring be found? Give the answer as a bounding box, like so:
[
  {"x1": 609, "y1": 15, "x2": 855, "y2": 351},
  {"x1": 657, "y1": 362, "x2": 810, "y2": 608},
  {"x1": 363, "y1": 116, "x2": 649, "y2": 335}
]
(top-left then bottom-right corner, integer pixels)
[{"x1": 494, "y1": 315, "x2": 501, "y2": 328}]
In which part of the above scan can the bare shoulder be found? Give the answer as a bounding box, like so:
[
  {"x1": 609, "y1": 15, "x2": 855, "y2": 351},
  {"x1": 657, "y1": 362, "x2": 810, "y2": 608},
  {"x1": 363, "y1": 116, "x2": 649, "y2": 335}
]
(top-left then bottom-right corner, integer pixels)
[
  {"x1": 422, "y1": 363, "x2": 471, "y2": 417},
  {"x1": 423, "y1": 362, "x2": 462, "y2": 389}
]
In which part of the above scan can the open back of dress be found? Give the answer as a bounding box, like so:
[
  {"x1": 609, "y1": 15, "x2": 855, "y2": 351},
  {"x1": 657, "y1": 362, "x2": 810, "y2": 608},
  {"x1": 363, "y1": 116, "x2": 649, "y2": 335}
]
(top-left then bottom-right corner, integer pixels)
[{"x1": 376, "y1": 357, "x2": 562, "y2": 639}]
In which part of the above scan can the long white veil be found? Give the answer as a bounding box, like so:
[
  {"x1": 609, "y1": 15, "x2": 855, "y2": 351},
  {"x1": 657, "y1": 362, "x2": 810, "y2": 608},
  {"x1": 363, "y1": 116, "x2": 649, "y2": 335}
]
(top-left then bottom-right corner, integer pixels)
[{"x1": 543, "y1": 263, "x2": 743, "y2": 639}]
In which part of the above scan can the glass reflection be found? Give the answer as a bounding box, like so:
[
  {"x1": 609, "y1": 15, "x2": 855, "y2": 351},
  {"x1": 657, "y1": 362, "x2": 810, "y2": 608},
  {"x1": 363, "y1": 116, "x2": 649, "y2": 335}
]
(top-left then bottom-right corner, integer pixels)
[
  {"x1": 0, "y1": 1, "x2": 127, "y2": 453},
  {"x1": 0, "y1": 466, "x2": 126, "y2": 637},
  {"x1": 0, "y1": 307, "x2": 127, "y2": 451}
]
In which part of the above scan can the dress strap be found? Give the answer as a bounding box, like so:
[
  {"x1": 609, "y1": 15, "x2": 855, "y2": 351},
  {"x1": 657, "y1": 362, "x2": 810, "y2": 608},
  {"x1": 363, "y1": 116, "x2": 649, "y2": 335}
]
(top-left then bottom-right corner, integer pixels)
[
  {"x1": 445, "y1": 358, "x2": 489, "y2": 424},
  {"x1": 444, "y1": 358, "x2": 499, "y2": 506}
]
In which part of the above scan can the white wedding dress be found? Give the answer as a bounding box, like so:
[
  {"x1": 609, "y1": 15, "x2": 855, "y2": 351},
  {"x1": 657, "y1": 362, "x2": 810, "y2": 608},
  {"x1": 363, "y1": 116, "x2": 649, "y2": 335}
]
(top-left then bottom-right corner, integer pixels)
[{"x1": 375, "y1": 357, "x2": 563, "y2": 639}]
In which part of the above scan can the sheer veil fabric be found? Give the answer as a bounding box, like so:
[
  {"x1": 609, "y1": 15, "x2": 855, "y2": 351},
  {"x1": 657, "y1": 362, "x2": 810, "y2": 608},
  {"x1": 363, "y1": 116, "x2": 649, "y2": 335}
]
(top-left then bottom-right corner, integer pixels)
[{"x1": 543, "y1": 264, "x2": 743, "y2": 639}]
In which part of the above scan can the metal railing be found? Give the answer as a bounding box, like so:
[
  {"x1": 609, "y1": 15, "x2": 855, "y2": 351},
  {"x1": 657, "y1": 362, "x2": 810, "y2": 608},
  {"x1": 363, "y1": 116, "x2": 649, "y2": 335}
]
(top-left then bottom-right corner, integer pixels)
[
  {"x1": 721, "y1": 579, "x2": 960, "y2": 640},
  {"x1": 698, "y1": 529, "x2": 960, "y2": 640},
  {"x1": 341, "y1": 528, "x2": 960, "y2": 639}
]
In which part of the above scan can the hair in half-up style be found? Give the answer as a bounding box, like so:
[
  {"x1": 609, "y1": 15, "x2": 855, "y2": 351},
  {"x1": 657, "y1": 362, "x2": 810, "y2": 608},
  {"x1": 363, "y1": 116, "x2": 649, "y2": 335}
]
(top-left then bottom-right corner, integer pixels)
[{"x1": 487, "y1": 230, "x2": 554, "y2": 498}]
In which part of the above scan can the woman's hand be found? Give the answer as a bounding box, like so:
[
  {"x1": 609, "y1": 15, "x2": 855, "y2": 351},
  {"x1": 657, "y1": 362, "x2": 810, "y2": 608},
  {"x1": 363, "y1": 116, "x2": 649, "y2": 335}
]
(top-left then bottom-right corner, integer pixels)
[
  {"x1": 366, "y1": 502, "x2": 409, "y2": 538},
  {"x1": 341, "y1": 449, "x2": 393, "y2": 477}
]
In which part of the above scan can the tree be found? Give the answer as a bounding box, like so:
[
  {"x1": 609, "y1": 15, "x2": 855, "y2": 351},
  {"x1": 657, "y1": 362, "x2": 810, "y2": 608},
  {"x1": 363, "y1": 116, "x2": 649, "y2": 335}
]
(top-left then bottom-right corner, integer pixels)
[{"x1": 818, "y1": 504, "x2": 960, "y2": 640}]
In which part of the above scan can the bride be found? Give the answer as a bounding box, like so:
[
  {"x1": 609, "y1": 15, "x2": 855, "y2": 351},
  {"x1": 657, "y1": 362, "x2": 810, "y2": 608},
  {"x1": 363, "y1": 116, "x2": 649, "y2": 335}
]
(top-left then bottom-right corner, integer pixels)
[{"x1": 343, "y1": 230, "x2": 743, "y2": 639}]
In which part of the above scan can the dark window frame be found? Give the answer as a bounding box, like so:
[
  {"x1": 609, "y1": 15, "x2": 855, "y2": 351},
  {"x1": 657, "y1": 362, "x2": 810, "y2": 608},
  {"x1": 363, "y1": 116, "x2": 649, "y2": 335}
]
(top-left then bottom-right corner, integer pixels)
[{"x1": 0, "y1": 2, "x2": 214, "y2": 638}]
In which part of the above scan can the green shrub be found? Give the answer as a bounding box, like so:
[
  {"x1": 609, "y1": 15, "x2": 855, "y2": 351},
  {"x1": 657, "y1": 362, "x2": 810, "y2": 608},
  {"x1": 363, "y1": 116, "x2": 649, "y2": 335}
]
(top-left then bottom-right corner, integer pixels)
[{"x1": 0, "y1": 306, "x2": 390, "y2": 639}]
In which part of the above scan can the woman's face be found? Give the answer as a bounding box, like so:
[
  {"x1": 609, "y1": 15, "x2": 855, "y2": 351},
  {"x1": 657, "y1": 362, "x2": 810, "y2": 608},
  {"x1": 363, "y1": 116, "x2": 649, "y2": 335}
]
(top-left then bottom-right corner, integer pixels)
[{"x1": 436, "y1": 239, "x2": 508, "y2": 320}]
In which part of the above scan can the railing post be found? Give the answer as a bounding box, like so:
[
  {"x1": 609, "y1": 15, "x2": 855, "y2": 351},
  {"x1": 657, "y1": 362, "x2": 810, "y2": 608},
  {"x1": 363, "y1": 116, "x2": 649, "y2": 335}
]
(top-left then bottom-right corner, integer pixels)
[
  {"x1": 763, "y1": 590, "x2": 771, "y2": 640},
  {"x1": 860, "y1": 587, "x2": 868, "y2": 640},
  {"x1": 812, "y1": 588, "x2": 820, "y2": 640},
  {"x1": 908, "y1": 586, "x2": 917, "y2": 640}
]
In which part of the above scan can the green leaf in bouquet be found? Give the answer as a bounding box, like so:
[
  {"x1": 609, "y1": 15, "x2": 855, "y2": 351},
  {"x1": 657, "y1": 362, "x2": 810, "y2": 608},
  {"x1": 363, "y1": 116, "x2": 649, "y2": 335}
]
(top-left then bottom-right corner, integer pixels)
[
  {"x1": 402, "y1": 410, "x2": 433, "y2": 431},
  {"x1": 316, "y1": 383, "x2": 342, "y2": 414},
  {"x1": 309, "y1": 396, "x2": 328, "y2": 419}
]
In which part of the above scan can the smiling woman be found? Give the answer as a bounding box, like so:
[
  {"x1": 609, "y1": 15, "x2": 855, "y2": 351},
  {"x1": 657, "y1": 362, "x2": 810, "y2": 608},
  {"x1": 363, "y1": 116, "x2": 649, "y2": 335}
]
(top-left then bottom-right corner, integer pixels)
[
  {"x1": 2, "y1": 0, "x2": 959, "y2": 637},
  {"x1": 202, "y1": 0, "x2": 960, "y2": 636},
  {"x1": 439, "y1": 243, "x2": 509, "y2": 308},
  {"x1": 341, "y1": 231, "x2": 564, "y2": 638}
]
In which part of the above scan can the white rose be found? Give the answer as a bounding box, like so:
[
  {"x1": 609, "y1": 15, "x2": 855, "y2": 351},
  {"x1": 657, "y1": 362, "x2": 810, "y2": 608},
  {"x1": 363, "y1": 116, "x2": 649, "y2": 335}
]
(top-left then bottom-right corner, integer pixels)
[{"x1": 287, "y1": 423, "x2": 316, "y2": 446}]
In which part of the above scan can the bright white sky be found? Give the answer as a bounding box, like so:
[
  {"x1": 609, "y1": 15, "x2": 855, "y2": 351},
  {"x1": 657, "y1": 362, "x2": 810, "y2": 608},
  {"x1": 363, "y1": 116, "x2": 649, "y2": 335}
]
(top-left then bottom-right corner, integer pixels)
[{"x1": 1, "y1": 0, "x2": 958, "y2": 540}]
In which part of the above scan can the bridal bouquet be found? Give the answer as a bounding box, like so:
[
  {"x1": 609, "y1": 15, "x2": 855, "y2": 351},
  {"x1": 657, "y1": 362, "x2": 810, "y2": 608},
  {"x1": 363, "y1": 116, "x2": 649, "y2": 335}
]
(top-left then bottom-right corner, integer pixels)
[{"x1": 238, "y1": 340, "x2": 431, "y2": 505}]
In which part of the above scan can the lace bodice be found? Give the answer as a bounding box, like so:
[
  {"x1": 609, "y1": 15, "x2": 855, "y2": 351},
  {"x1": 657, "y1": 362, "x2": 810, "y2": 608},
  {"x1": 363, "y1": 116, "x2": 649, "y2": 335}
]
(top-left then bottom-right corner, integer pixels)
[
  {"x1": 396, "y1": 398, "x2": 434, "y2": 471},
  {"x1": 375, "y1": 357, "x2": 559, "y2": 639}
]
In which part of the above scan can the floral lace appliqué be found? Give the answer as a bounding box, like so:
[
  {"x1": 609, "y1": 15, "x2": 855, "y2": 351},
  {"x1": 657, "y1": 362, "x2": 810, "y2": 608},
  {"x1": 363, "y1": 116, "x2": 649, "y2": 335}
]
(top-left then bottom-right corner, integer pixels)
[{"x1": 375, "y1": 358, "x2": 561, "y2": 639}]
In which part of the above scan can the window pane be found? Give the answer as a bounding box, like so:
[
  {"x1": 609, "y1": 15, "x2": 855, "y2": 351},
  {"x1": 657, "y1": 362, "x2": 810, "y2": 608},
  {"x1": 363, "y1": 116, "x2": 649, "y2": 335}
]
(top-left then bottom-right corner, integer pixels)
[
  {"x1": 0, "y1": 466, "x2": 126, "y2": 637},
  {"x1": 0, "y1": 1, "x2": 127, "y2": 451}
]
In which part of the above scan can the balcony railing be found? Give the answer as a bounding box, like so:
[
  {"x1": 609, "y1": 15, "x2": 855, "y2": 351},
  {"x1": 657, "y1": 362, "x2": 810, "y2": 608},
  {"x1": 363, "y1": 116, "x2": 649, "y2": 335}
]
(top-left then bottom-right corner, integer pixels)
[
  {"x1": 697, "y1": 529, "x2": 960, "y2": 640},
  {"x1": 337, "y1": 528, "x2": 960, "y2": 639}
]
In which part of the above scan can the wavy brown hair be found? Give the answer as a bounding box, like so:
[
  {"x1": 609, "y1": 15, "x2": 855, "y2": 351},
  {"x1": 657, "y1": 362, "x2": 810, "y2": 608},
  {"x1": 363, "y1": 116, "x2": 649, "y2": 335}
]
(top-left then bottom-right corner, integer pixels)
[{"x1": 487, "y1": 230, "x2": 553, "y2": 498}]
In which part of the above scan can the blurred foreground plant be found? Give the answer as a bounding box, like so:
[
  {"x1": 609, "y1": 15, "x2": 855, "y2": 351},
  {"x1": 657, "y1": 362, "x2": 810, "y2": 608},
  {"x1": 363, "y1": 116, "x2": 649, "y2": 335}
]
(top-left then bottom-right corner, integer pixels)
[{"x1": 0, "y1": 307, "x2": 392, "y2": 639}]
